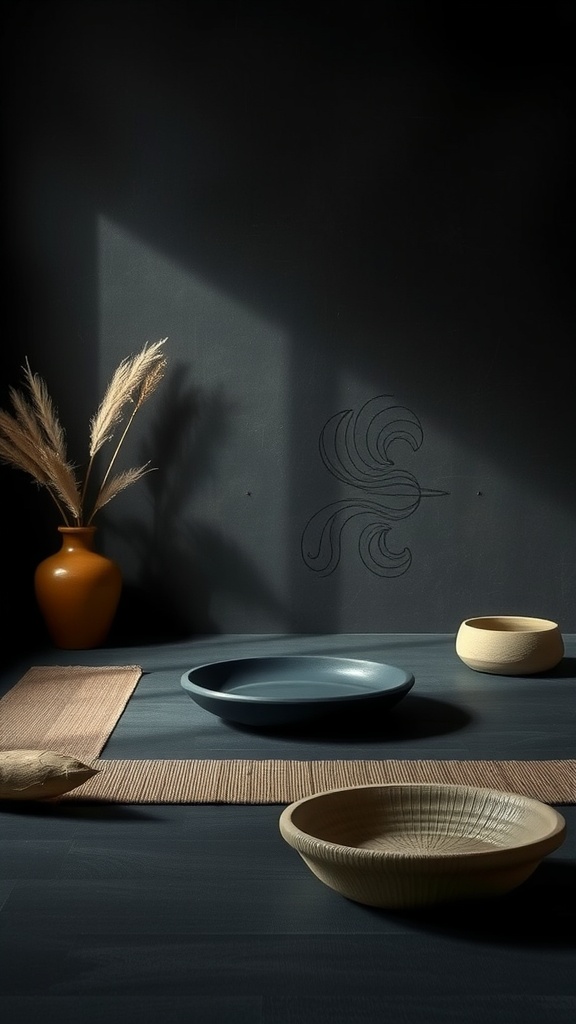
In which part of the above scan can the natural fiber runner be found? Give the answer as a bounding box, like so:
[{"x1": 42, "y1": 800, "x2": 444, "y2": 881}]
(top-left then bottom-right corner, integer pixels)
[
  {"x1": 0, "y1": 665, "x2": 142, "y2": 762},
  {"x1": 65, "y1": 756, "x2": 576, "y2": 804}
]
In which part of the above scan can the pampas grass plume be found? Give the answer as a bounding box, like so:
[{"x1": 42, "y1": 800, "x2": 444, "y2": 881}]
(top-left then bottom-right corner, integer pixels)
[{"x1": 0, "y1": 338, "x2": 167, "y2": 526}]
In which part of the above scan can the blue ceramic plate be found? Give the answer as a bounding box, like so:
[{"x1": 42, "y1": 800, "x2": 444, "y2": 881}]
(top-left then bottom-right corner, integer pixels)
[{"x1": 180, "y1": 655, "x2": 414, "y2": 727}]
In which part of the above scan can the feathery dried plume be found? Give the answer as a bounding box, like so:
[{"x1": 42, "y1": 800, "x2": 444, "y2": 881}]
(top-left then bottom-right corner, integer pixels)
[
  {"x1": 94, "y1": 355, "x2": 167, "y2": 502},
  {"x1": 137, "y1": 358, "x2": 168, "y2": 409},
  {"x1": 0, "y1": 418, "x2": 50, "y2": 484},
  {"x1": 0, "y1": 338, "x2": 168, "y2": 526},
  {"x1": 0, "y1": 408, "x2": 57, "y2": 486},
  {"x1": 40, "y1": 449, "x2": 82, "y2": 521},
  {"x1": 89, "y1": 339, "x2": 167, "y2": 457},
  {"x1": 0, "y1": 407, "x2": 81, "y2": 522},
  {"x1": 89, "y1": 465, "x2": 153, "y2": 521},
  {"x1": 9, "y1": 388, "x2": 48, "y2": 451},
  {"x1": 81, "y1": 339, "x2": 166, "y2": 511},
  {"x1": 22, "y1": 359, "x2": 68, "y2": 459}
]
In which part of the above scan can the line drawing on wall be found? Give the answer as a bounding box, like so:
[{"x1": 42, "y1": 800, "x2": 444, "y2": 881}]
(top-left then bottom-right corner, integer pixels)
[{"x1": 301, "y1": 395, "x2": 449, "y2": 577}]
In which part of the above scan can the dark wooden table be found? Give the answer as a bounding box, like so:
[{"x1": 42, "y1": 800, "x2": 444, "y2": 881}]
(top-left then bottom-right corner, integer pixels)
[{"x1": 1, "y1": 634, "x2": 575, "y2": 1024}]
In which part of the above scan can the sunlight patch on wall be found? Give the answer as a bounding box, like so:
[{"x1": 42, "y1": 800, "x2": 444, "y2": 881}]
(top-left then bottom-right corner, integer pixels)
[{"x1": 97, "y1": 216, "x2": 290, "y2": 625}]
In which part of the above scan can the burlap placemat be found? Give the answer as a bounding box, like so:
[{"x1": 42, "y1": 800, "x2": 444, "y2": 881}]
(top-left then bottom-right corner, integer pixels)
[{"x1": 0, "y1": 665, "x2": 142, "y2": 761}]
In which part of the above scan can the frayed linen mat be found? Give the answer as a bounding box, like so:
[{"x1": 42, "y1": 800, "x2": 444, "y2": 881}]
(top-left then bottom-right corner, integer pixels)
[
  {"x1": 66, "y1": 756, "x2": 576, "y2": 804},
  {"x1": 0, "y1": 665, "x2": 142, "y2": 762},
  {"x1": 1, "y1": 666, "x2": 574, "y2": 804}
]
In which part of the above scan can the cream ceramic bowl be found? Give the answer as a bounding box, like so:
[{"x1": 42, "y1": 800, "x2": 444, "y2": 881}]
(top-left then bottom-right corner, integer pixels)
[
  {"x1": 278, "y1": 783, "x2": 566, "y2": 909},
  {"x1": 455, "y1": 615, "x2": 564, "y2": 676}
]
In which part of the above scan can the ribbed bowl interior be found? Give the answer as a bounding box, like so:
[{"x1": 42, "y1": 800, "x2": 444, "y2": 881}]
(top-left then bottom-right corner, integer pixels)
[{"x1": 279, "y1": 784, "x2": 566, "y2": 908}]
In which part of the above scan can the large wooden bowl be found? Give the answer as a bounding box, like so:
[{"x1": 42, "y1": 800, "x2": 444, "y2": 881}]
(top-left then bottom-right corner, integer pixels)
[
  {"x1": 455, "y1": 615, "x2": 564, "y2": 675},
  {"x1": 279, "y1": 783, "x2": 566, "y2": 909}
]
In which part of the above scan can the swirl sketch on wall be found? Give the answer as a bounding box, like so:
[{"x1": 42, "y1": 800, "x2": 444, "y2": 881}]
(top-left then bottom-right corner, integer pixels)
[{"x1": 301, "y1": 395, "x2": 448, "y2": 577}]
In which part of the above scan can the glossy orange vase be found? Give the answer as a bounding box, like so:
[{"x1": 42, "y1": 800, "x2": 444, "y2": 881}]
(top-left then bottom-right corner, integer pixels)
[{"x1": 34, "y1": 527, "x2": 122, "y2": 649}]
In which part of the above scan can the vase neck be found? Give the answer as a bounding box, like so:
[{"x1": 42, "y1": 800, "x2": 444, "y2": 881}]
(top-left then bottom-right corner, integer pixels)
[{"x1": 58, "y1": 526, "x2": 97, "y2": 552}]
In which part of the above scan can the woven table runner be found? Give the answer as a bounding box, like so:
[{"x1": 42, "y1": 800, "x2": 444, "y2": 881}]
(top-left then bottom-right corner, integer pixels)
[
  {"x1": 67, "y1": 756, "x2": 576, "y2": 804},
  {"x1": 1, "y1": 666, "x2": 574, "y2": 804}
]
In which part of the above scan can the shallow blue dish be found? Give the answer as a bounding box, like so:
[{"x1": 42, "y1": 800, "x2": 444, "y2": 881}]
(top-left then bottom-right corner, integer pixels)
[{"x1": 180, "y1": 655, "x2": 415, "y2": 727}]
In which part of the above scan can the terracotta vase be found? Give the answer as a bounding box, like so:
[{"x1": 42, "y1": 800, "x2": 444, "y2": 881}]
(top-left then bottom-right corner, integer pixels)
[{"x1": 34, "y1": 526, "x2": 122, "y2": 649}]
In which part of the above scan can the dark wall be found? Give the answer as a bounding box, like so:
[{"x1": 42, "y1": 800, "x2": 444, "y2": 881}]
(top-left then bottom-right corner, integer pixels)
[{"x1": 2, "y1": 0, "x2": 576, "y2": 648}]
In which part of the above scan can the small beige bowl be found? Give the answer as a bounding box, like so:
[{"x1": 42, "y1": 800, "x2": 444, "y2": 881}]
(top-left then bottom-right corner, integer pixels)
[
  {"x1": 278, "y1": 783, "x2": 566, "y2": 909},
  {"x1": 455, "y1": 615, "x2": 564, "y2": 676}
]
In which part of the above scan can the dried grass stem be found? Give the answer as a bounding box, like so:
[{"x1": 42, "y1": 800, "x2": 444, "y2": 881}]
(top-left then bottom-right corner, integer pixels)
[{"x1": 0, "y1": 338, "x2": 167, "y2": 526}]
